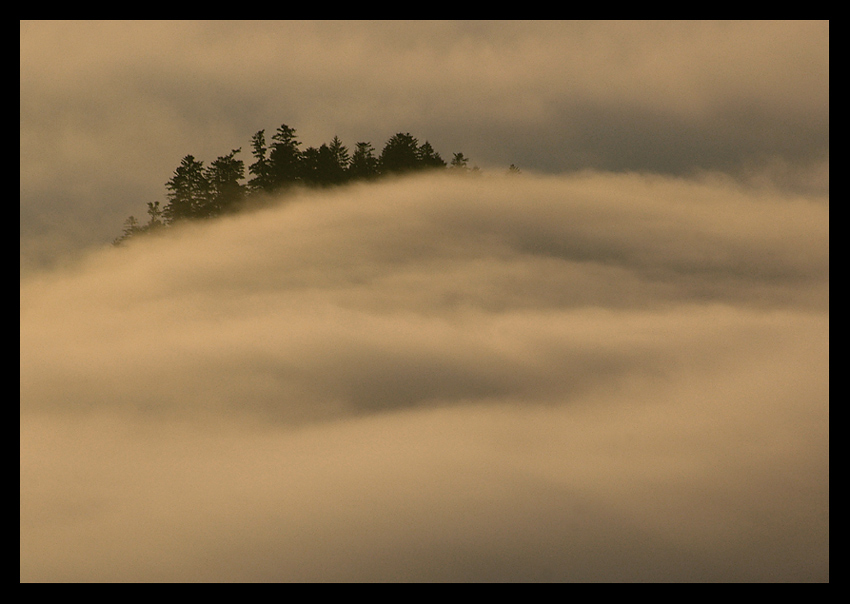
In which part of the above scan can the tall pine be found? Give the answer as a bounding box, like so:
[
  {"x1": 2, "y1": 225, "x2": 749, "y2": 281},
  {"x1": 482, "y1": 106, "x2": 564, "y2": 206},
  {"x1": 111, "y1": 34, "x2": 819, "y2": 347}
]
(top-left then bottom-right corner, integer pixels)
[
  {"x1": 418, "y1": 140, "x2": 446, "y2": 169},
  {"x1": 268, "y1": 124, "x2": 302, "y2": 190},
  {"x1": 349, "y1": 141, "x2": 379, "y2": 180},
  {"x1": 204, "y1": 148, "x2": 245, "y2": 216},
  {"x1": 163, "y1": 155, "x2": 208, "y2": 223},
  {"x1": 247, "y1": 130, "x2": 273, "y2": 194},
  {"x1": 328, "y1": 135, "x2": 350, "y2": 182},
  {"x1": 379, "y1": 133, "x2": 421, "y2": 175}
]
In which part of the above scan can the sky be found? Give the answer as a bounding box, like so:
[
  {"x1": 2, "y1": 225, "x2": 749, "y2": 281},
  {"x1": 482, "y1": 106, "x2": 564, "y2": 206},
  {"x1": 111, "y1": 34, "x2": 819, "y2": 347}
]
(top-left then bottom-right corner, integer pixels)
[
  {"x1": 21, "y1": 20, "x2": 828, "y2": 267},
  {"x1": 21, "y1": 21, "x2": 828, "y2": 582}
]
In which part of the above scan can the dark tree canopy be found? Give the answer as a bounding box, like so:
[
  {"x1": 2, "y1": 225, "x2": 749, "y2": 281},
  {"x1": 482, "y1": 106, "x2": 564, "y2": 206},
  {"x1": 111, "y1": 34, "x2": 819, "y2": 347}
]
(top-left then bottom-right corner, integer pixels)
[
  {"x1": 205, "y1": 148, "x2": 245, "y2": 216},
  {"x1": 451, "y1": 152, "x2": 469, "y2": 170},
  {"x1": 349, "y1": 141, "x2": 379, "y2": 181},
  {"x1": 247, "y1": 130, "x2": 273, "y2": 194},
  {"x1": 328, "y1": 136, "x2": 350, "y2": 176},
  {"x1": 116, "y1": 121, "x2": 498, "y2": 244},
  {"x1": 268, "y1": 124, "x2": 302, "y2": 189},
  {"x1": 378, "y1": 132, "x2": 421, "y2": 175},
  {"x1": 417, "y1": 141, "x2": 446, "y2": 169},
  {"x1": 301, "y1": 144, "x2": 345, "y2": 186},
  {"x1": 163, "y1": 155, "x2": 209, "y2": 222}
]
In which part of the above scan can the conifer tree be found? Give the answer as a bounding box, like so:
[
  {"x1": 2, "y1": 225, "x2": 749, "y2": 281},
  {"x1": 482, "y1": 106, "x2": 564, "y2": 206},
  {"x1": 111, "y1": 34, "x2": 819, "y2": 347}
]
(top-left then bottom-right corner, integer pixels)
[
  {"x1": 113, "y1": 215, "x2": 141, "y2": 245},
  {"x1": 328, "y1": 136, "x2": 350, "y2": 177},
  {"x1": 145, "y1": 201, "x2": 163, "y2": 229},
  {"x1": 299, "y1": 144, "x2": 343, "y2": 186},
  {"x1": 450, "y1": 152, "x2": 469, "y2": 170},
  {"x1": 379, "y1": 133, "x2": 421, "y2": 175},
  {"x1": 204, "y1": 148, "x2": 245, "y2": 215},
  {"x1": 268, "y1": 124, "x2": 302, "y2": 189},
  {"x1": 418, "y1": 141, "x2": 446, "y2": 169},
  {"x1": 349, "y1": 141, "x2": 379, "y2": 180},
  {"x1": 115, "y1": 121, "x2": 507, "y2": 243},
  {"x1": 163, "y1": 155, "x2": 208, "y2": 223},
  {"x1": 248, "y1": 130, "x2": 273, "y2": 194}
]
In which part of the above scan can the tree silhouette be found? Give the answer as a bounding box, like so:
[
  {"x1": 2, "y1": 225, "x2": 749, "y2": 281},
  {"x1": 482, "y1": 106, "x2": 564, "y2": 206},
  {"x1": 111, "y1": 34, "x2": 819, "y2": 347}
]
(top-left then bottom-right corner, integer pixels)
[
  {"x1": 349, "y1": 141, "x2": 379, "y2": 180},
  {"x1": 204, "y1": 148, "x2": 245, "y2": 215},
  {"x1": 116, "y1": 120, "x2": 516, "y2": 244},
  {"x1": 113, "y1": 201, "x2": 164, "y2": 245},
  {"x1": 300, "y1": 144, "x2": 345, "y2": 186},
  {"x1": 268, "y1": 124, "x2": 302, "y2": 189},
  {"x1": 248, "y1": 130, "x2": 273, "y2": 194},
  {"x1": 328, "y1": 136, "x2": 350, "y2": 177},
  {"x1": 450, "y1": 152, "x2": 469, "y2": 170},
  {"x1": 113, "y1": 215, "x2": 141, "y2": 245},
  {"x1": 418, "y1": 141, "x2": 446, "y2": 169},
  {"x1": 145, "y1": 201, "x2": 164, "y2": 229},
  {"x1": 379, "y1": 133, "x2": 422, "y2": 175},
  {"x1": 163, "y1": 155, "x2": 209, "y2": 223}
]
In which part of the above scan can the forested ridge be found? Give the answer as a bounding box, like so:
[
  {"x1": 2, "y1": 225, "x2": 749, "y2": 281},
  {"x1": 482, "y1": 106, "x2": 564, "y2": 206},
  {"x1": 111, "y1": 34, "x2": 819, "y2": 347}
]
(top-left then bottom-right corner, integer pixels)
[{"x1": 114, "y1": 123, "x2": 517, "y2": 244}]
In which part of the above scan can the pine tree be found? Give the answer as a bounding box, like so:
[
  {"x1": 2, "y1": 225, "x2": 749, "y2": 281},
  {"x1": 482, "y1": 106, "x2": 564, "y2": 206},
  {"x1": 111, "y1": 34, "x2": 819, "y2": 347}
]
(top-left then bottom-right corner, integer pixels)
[
  {"x1": 112, "y1": 215, "x2": 141, "y2": 245},
  {"x1": 247, "y1": 130, "x2": 273, "y2": 194},
  {"x1": 268, "y1": 124, "x2": 302, "y2": 190},
  {"x1": 299, "y1": 144, "x2": 343, "y2": 186},
  {"x1": 418, "y1": 141, "x2": 446, "y2": 169},
  {"x1": 379, "y1": 133, "x2": 421, "y2": 175},
  {"x1": 348, "y1": 141, "x2": 379, "y2": 180},
  {"x1": 204, "y1": 148, "x2": 245, "y2": 215},
  {"x1": 113, "y1": 122, "x2": 488, "y2": 244},
  {"x1": 450, "y1": 152, "x2": 470, "y2": 171},
  {"x1": 328, "y1": 136, "x2": 350, "y2": 174},
  {"x1": 145, "y1": 201, "x2": 163, "y2": 229},
  {"x1": 163, "y1": 155, "x2": 209, "y2": 223}
]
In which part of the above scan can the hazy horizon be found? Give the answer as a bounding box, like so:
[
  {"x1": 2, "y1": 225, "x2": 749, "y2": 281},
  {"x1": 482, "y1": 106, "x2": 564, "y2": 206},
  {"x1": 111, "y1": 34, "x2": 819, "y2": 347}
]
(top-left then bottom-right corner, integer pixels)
[
  {"x1": 21, "y1": 21, "x2": 828, "y2": 582},
  {"x1": 21, "y1": 20, "x2": 828, "y2": 269}
]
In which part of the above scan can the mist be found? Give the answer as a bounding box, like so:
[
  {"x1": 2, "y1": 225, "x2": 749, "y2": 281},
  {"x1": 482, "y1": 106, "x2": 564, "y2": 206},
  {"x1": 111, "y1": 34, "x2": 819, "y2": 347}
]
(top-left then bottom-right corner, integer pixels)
[
  {"x1": 21, "y1": 171, "x2": 828, "y2": 581},
  {"x1": 20, "y1": 21, "x2": 828, "y2": 263}
]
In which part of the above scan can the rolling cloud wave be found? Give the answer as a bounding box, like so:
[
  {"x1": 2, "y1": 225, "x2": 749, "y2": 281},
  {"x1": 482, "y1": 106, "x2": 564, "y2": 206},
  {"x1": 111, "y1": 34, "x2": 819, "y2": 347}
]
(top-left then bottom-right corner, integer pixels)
[{"x1": 20, "y1": 172, "x2": 829, "y2": 581}]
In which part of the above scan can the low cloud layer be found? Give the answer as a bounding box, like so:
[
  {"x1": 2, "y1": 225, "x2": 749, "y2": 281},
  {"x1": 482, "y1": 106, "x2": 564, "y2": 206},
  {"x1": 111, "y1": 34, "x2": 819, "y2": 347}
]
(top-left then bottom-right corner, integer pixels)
[
  {"x1": 20, "y1": 21, "x2": 829, "y2": 262},
  {"x1": 21, "y1": 172, "x2": 829, "y2": 581}
]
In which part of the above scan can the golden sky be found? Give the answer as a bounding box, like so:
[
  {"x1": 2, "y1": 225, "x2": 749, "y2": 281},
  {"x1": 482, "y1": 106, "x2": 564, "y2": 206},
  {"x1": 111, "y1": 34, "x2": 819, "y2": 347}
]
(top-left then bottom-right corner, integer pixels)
[
  {"x1": 21, "y1": 22, "x2": 828, "y2": 582},
  {"x1": 21, "y1": 20, "x2": 828, "y2": 260}
]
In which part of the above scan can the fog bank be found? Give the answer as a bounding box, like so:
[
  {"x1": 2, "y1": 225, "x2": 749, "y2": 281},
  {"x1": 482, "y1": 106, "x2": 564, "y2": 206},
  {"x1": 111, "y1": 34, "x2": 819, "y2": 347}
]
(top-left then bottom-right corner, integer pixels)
[
  {"x1": 20, "y1": 21, "x2": 829, "y2": 259},
  {"x1": 21, "y1": 172, "x2": 829, "y2": 581}
]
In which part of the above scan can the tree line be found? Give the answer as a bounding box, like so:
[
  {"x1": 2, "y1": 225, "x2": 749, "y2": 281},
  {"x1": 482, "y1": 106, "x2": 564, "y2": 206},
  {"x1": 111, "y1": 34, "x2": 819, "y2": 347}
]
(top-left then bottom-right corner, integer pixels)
[{"x1": 114, "y1": 123, "x2": 512, "y2": 244}]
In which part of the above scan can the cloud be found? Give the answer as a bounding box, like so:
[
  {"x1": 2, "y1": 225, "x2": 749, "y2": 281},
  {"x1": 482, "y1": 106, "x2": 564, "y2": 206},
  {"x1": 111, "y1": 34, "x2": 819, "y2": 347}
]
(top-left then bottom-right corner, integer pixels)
[
  {"x1": 21, "y1": 172, "x2": 829, "y2": 581},
  {"x1": 20, "y1": 21, "x2": 829, "y2": 264}
]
